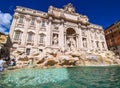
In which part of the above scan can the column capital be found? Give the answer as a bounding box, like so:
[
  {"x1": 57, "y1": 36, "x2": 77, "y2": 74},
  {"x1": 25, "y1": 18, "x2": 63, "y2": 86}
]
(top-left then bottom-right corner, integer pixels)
[
  {"x1": 14, "y1": 13, "x2": 19, "y2": 19},
  {"x1": 36, "y1": 17, "x2": 41, "y2": 22},
  {"x1": 25, "y1": 15, "x2": 31, "y2": 21}
]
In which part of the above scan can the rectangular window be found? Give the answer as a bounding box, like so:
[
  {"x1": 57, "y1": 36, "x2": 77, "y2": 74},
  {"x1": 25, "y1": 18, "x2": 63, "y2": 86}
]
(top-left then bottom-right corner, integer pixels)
[
  {"x1": 28, "y1": 33, "x2": 33, "y2": 42},
  {"x1": 40, "y1": 34, "x2": 44, "y2": 43},
  {"x1": 39, "y1": 49, "x2": 43, "y2": 52},
  {"x1": 102, "y1": 42, "x2": 104, "y2": 48},
  {"x1": 110, "y1": 29, "x2": 112, "y2": 33},
  {"x1": 111, "y1": 34, "x2": 114, "y2": 38},
  {"x1": 96, "y1": 41, "x2": 99, "y2": 48},
  {"x1": 19, "y1": 16, "x2": 24, "y2": 23},
  {"x1": 31, "y1": 18, "x2": 35, "y2": 25},
  {"x1": 42, "y1": 20, "x2": 45, "y2": 27},
  {"x1": 26, "y1": 48, "x2": 30, "y2": 55},
  {"x1": 14, "y1": 31, "x2": 20, "y2": 40}
]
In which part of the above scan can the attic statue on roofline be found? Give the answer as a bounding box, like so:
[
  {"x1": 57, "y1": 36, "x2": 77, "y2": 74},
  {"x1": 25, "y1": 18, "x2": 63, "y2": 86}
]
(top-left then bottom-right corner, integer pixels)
[{"x1": 64, "y1": 3, "x2": 76, "y2": 13}]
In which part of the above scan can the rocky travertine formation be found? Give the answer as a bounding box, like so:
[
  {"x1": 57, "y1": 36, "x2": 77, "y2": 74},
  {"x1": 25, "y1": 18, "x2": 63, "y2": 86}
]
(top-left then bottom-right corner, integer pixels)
[{"x1": 10, "y1": 48, "x2": 120, "y2": 69}]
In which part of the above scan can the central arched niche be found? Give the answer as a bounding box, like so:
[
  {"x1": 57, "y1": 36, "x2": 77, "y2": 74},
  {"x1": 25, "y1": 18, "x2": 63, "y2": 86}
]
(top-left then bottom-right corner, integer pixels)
[
  {"x1": 66, "y1": 28, "x2": 77, "y2": 50},
  {"x1": 66, "y1": 28, "x2": 76, "y2": 35}
]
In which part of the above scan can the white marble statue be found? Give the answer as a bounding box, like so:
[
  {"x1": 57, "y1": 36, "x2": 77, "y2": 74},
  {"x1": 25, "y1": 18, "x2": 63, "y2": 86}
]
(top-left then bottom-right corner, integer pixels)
[
  {"x1": 53, "y1": 35, "x2": 58, "y2": 45},
  {"x1": 83, "y1": 39, "x2": 87, "y2": 48},
  {"x1": 67, "y1": 37, "x2": 76, "y2": 50}
]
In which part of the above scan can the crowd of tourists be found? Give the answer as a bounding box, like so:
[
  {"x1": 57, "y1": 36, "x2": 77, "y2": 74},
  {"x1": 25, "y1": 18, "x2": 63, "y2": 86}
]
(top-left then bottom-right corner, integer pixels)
[{"x1": 0, "y1": 56, "x2": 16, "y2": 72}]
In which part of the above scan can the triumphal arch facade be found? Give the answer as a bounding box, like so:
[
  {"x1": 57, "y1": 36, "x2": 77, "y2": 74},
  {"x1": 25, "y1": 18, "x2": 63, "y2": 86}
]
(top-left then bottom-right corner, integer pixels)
[{"x1": 9, "y1": 3, "x2": 108, "y2": 55}]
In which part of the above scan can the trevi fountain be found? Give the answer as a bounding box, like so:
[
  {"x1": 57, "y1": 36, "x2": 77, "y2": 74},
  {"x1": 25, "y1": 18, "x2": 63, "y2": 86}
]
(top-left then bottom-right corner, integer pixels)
[{"x1": 0, "y1": 3, "x2": 120, "y2": 88}]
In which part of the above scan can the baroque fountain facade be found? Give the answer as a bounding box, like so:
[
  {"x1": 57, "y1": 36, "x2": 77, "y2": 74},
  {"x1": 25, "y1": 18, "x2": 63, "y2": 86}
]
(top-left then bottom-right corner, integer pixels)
[
  {"x1": 9, "y1": 3, "x2": 120, "y2": 68},
  {"x1": 1, "y1": 3, "x2": 120, "y2": 88}
]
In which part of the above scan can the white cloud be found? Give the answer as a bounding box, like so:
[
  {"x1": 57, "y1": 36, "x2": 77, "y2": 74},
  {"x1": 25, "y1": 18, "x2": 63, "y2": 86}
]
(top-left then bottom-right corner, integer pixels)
[
  {"x1": 0, "y1": 25, "x2": 6, "y2": 32},
  {"x1": 0, "y1": 11, "x2": 12, "y2": 34},
  {"x1": 0, "y1": 26, "x2": 8, "y2": 34}
]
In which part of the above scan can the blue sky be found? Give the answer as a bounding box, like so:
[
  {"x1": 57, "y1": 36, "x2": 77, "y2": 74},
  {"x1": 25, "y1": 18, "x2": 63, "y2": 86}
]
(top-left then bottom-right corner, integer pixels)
[{"x1": 0, "y1": 0, "x2": 120, "y2": 34}]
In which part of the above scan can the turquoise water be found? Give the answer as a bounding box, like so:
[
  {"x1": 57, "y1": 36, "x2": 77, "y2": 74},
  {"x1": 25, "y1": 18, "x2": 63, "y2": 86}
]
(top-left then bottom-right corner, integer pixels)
[{"x1": 0, "y1": 66, "x2": 120, "y2": 88}]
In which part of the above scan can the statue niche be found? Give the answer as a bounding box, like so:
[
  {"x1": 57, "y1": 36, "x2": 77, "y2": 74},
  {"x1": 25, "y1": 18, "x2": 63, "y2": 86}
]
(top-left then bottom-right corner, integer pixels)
[
  {"x1": 66, "y1": 28, "x2": 77, "y2": 51},
  {"x1": 83, "y1": 38, "x2": 87, "y2": 48},
  {"x1": 52, "y1": 33, "x2": 58, "y2": 46},
  {"x1": 67, "y1": 37, "x2": 76, "y2": 50}
]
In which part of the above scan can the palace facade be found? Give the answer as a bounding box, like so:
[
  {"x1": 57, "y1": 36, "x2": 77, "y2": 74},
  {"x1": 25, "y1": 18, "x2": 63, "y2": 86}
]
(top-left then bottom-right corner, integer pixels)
[
  {"x1": 105, "y1": 20, "x2": 120, "y2": 55},
  {"x1": 9, "y1": 3, "x2": 107, "y2": 55}
]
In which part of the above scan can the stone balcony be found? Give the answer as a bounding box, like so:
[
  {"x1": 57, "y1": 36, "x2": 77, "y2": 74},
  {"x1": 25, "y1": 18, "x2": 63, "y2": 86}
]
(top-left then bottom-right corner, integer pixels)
[
  {"x1": 26, "y1": 40, "x2": 34, "y2": 45},
  {"x1": 13, "y1": 39, "x2": 21, "y2": 44},
  {"x1": 39, "y1": 42, "x2": 45, "y2": 46}
]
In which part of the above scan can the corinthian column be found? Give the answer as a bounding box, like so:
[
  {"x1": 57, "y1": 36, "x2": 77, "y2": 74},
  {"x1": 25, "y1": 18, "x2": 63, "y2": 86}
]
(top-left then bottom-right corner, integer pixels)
[
  {"x1": 46, "y1": 17, "x2": 52, "y2": 46},
  {"x1": 35, "y1": 17, "x2": 41, "y2": 47},
  {"x1": 9, "y1": 12, "x2": 19, "y2": 41},
  {"x1": 78, "y1": 24, "x2": 83, "y2": 49},
  {"x1": 21, "y1": 15, "x2": 30, "y2": 46},
  {"x1": 87, "y1": 28, "x2": 92, "y2": 51},
  {"x1": 59, "y1": 19, "x2": 64, "y2": 49}
]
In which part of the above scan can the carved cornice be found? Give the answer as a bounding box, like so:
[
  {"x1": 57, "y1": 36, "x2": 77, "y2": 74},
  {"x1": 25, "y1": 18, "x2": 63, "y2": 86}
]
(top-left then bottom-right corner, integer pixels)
[
  {"x1": 90, "y1": 28, "x2": 94, "y2": 32},
  {"x1": 80, "y1": 25, "x2": 87, "y2": 29},
  {"x1": 14, "y1": 5, "x2": 104, "y2": 34},
  {"x1": 15, "y1": 8, "x2": 48, "y2": 19},
  {"x1": 64, "y1": 22, "x2": 78, "y2": 28},
  {"x1": 47, "y1": 4, "x2": 89, "y2": 24}
]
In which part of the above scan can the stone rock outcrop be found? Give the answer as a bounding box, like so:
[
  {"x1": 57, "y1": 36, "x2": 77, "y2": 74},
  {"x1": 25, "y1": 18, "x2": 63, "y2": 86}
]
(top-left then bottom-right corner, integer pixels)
[{"x1": 10, "y1": 48, "x2": 120, "y2": 69}]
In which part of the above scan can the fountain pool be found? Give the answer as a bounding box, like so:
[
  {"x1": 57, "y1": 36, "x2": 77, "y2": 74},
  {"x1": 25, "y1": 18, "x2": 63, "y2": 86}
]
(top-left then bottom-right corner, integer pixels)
[{"x1": 0, "y1": 66, "x2": 120, "y2": 88}]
